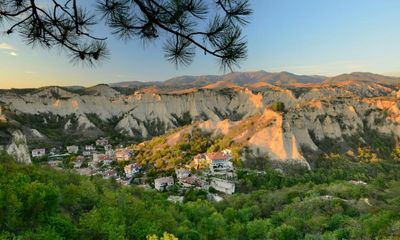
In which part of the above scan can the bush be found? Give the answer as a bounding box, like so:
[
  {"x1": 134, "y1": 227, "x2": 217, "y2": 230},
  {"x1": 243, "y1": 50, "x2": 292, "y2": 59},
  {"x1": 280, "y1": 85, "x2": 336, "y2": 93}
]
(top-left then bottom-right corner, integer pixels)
[
  {"x1": 271, "y1": 102, "x2": 285, "y2": 112},
  {"x1": 391, "y1": 146, "x2": 400, "y2": 162}
]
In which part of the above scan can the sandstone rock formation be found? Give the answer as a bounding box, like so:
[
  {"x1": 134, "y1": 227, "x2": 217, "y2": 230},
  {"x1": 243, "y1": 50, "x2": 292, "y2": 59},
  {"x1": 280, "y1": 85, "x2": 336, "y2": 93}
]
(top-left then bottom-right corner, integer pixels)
[{"x1": 0, "y1": 74, "x2": 399, "y2": 163}]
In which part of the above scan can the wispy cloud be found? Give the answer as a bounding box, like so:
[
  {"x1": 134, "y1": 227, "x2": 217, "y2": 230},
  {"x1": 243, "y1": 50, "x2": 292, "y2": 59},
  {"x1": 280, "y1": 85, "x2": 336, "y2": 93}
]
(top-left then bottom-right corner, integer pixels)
[
  {"x1": 0, "y1": 43, "x2": 16, "y2": 51},
  {"x1": 0, "y1": 43, "x2": 18, "y2": 57}
]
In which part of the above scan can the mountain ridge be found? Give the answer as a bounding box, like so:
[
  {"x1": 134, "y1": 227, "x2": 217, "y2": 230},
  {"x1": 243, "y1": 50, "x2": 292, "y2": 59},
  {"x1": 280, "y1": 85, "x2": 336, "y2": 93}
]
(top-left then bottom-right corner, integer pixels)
[
  {"x1": 1, "y1": 71, "x2": 398, "y2": 92},
  {"x1": 109, "y1": 71, "x2": 399, "y2": 90}
]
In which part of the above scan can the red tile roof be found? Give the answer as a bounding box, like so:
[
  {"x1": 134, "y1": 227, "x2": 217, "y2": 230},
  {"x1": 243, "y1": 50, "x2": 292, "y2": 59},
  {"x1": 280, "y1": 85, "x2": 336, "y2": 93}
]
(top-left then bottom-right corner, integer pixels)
[{"x1": 206, "y1": 152, "x2": 230, "y2": 161}]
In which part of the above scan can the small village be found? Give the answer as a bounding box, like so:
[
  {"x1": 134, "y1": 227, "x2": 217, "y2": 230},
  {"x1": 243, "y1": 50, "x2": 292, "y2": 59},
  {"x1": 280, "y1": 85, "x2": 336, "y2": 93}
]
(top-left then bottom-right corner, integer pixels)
[{"x1": 31, "y1": 138, "x2": 237, "y2": 203}]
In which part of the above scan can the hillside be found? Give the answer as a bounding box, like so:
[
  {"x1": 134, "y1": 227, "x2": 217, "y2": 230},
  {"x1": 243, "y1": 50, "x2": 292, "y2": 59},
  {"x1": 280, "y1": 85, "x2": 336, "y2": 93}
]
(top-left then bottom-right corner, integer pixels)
[{"x1": 1, "y1": 72, "x2": 399, "y2": 164}]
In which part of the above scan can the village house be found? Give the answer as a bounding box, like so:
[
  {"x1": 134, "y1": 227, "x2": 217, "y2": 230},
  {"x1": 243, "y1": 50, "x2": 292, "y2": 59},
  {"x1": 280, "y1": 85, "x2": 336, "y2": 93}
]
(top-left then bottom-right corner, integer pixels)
[
  {"x1": 74, "y1": 156, "x2": 85, "y2": 168},
  {"x1": 115, "y1": 148, "x2": 133, "y2": 162},
  {"x1": 103, "y1": 169, "x2": 118, "y2": 179},
  {"x1": 154, "y1": 176, "x2": 174, "y2": 191},
  {"x1": 93, "y1": 153, "x2": 108, "y2": 162},
  {"x1": 210, "y1": 178, "x2": 235, "y2": 195},
  {"x1": 66, "y1": 145, "x2": 79, "y2": 154},
  {"x1": 96, "y1": 137, "x2": 109, "y2": 146},
  {"x1": 206, "y1": 152, "x2": 233, "y2": 173},
  {"x1": 103, "y1": 160, "x2": 113, "y2": 166},
  {"x1": 47, "y1": 160, "x2": 62, "y2": 168},
  {"x1": 175, "y1": 168, "x2": 191, "y2": 179},
  {"x1": 124, "y1": 163, "x2": 142, "y2": 178},
  {"x1": 85, "y1": 145, "x2": 96, "y2": 152},
  {"x1": 32, "y1": 148, "x2": 46, "y2": 158},
  {"x1": 82, "y1": 151, "x2": 92, "y2": 156},
  {"x1": 179, "y1": 176, "x2": 198, "y2": 188},
  {"x1": 104, "y1": 144, "x2": 113, "y2": 151},
  {"x1": 105, "y1": 149, "x2": 115, "y2": 159}
]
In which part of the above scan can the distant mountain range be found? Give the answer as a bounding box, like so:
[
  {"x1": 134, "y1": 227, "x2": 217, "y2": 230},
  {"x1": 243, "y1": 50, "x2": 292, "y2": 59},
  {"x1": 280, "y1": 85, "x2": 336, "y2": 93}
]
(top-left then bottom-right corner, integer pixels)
[
  {"x1": 109, "y1": 71, "x2": 400, "y2": 89},
  {"x1": 324, "y1": 72, "x2": 400, "y2": 85}
]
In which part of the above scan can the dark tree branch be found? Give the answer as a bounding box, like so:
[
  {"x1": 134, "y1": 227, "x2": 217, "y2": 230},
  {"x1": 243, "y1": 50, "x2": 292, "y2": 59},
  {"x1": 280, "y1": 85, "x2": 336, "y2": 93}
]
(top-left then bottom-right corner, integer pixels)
[{"x1": 0, "y1": 0, "x2": 252, "y2": 70}]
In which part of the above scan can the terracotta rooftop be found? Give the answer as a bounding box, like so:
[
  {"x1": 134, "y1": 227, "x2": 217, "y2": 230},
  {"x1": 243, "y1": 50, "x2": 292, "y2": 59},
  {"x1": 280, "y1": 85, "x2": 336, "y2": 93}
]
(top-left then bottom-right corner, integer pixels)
[{"x1": 206, "y1": 152, "x2": 230, "y2": 161}]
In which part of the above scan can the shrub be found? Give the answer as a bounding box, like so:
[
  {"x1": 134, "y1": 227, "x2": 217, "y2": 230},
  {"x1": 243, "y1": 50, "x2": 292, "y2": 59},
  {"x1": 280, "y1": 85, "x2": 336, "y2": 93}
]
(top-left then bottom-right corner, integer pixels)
[{"x1": 271, "y1": 102, "x2": 285, "y2": 112}]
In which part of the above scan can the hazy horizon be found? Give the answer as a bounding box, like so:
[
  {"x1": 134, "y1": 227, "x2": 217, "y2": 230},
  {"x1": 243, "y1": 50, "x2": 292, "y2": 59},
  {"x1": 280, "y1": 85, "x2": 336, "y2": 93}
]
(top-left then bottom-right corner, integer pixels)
[{"x1": 0, "y1": 70, "x2": 398, "y2": 90}]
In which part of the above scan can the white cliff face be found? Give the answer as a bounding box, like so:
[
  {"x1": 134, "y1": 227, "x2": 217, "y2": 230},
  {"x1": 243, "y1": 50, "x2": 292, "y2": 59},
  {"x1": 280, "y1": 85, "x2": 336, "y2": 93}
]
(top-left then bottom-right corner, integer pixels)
[
  {"x1": 64, "y1": 114, "x2": 98, "y2": 131},
  {"x1": 76, "y1": 115, "x2": 97, "y2": 130},
  {"x1": 3, "y1": 130, "x2": 31, "y2": 164},
  {"x1": 115, "y1": 114, "x2": 149, "y2": 138},
  {"x1": 286, "y1": 99, "x2": 365, "y2": 145},
  {"x1": 247, "y1": 110, "x2": 306, "y2": 162},
  {"x1": 1, "y1": 86, "x2": 266, "y2": 137},
  {"x1": 185, "y1": 95, "x2": 400, "y2": 163},
  {"x1": 195, "y1": 109, "x2": 308, "y2": 163},
  {"x1": 1, "y1": 82, "x2": 400, "y2": 163},
  {"x1": 0, "y1": 108, "x2": 30, "y2": 163}
]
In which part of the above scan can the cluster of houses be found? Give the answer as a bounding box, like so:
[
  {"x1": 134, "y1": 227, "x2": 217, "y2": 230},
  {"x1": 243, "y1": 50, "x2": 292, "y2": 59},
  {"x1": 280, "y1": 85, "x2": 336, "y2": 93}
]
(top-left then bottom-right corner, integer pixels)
[
  {"x1": 32, "y1": 140, "x2": 237, "y2": 198},
  {"x1": 154, "y1": 149, "x2": 236, "y2": 196},
  {"x1": 31, "y1": 137, "x2": 135, "y2": 183}
]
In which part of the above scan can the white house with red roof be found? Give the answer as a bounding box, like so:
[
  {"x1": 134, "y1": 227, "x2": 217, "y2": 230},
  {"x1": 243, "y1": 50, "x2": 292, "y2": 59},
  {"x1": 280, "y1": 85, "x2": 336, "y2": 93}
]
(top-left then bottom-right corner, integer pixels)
[
  {"x1": 115, "y1": 148, "x2": 133, "y2": 162},
  {"x1": 205, "y1": 152, "x2": 233, "y2": 173},
  {"x1": 154, "y1": 176, "x2": 174, "y2": 191}
]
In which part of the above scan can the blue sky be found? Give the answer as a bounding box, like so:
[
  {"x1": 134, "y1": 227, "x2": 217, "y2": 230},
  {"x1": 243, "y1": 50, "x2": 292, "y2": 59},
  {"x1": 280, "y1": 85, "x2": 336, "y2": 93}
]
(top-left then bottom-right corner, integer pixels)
[{"x1": 1, "y1": 0, "x2": 400, "y2": 88}]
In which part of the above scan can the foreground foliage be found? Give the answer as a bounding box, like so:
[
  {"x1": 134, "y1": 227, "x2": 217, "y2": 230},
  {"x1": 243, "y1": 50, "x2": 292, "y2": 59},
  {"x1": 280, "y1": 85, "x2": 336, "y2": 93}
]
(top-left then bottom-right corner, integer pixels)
[{"x1": 0, "y1": 151, "x2": 400, "y2": 239}]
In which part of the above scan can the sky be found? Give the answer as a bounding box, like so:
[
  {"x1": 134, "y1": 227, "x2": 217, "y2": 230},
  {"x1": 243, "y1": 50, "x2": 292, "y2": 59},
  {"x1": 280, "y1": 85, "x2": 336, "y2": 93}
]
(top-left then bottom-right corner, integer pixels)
[{"x1": 1, "y1": 0, "x2": 400, "y2": 88}]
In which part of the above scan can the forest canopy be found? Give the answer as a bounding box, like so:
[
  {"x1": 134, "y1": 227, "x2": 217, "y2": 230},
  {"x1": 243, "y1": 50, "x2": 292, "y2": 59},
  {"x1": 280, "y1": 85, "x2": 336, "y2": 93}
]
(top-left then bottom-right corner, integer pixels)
[{"x1": 1, "y1": 150, "x2": 400, "y2": 239}]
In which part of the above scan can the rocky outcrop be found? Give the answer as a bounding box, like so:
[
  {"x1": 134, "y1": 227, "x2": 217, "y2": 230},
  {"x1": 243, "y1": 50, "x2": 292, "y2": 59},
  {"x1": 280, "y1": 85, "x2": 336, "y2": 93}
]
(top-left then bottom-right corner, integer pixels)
[
  {"x1": 64, "y1": 114, "x2": 98, "y2": 131},
  {"x1": 0, "y1": 130, "x2": 31, "y2": 164},
  {"x1": 1, "y1": 81, "x2": 399, "y2": 163},
  {"x1": 173, "y1": 95, "x2": 400, "y2": 164},
  {"x1": 1, "y1": 86, "x2": 267, "y2": 138},
  {"x1": 247, "y1": 110, "x2": 306, "y2": 163}
]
